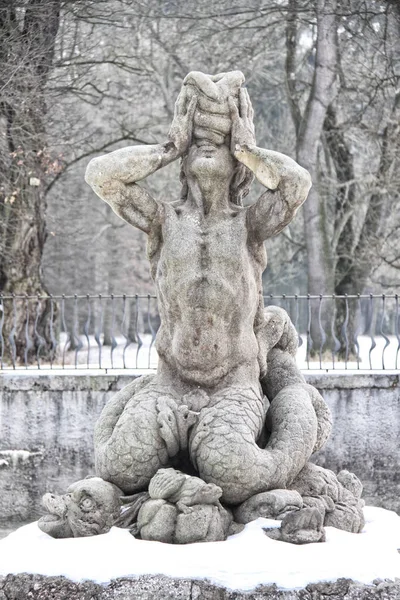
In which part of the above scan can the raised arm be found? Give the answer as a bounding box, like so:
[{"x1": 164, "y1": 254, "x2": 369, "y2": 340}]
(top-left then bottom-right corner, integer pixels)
[
  {"x1": 229, "y1": 90, "x2": 311, "y2": 242},
  {"x1": 85, "y1": 89, "x2": 197, "y2": 234}
]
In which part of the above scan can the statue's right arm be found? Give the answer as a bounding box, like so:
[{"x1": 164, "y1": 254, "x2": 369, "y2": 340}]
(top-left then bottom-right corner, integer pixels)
[
  {"x1": 85, "y1": 143, "x2": 179, "y2": 234},
  {"x1": 85, "y1": 90, "x2": 198, "y2": 234}
]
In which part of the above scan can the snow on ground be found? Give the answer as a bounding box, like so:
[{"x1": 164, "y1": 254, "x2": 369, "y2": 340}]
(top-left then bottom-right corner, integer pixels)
[
  {"x1": 296, "y1": 334, "x2": 400, "y2": 371},
  {"x1": 0, "y1": 507, "x2": 399, "y2": 591},
  {"x1": 59, "y1": 333, "x2": 159, "y2": 370}
]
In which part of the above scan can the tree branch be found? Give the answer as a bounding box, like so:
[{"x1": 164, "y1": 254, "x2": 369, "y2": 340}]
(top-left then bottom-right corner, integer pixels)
[{"x1": 44, "y1": 134, "x2": 152, "y2": 195}]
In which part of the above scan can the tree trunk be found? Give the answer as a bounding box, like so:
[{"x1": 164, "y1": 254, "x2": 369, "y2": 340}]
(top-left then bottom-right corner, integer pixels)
[
  {"x1": 0, "y1": 0, "x2": 61, "y2": 363},
  {"x1": 286, "y1": 0, "x2": 339, "y2": 355},
  {"x1": 295, "y1": 0, "x2": 338, "y2": 295},
  {"x1": 322, "y1": 105, "x2": 359, "y2": 358}
]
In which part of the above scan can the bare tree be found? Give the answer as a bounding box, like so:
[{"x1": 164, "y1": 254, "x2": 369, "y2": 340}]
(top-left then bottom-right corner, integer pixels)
[
  {"x1": 2, "y1": 0, "x2": 398, "y2": 364},
  {"x1": 0, "y1": 0, "x2": 63, "y2": 359},
  {"x1": 282, "y1": 0, "x2": 399, "y2": 352},
  {"x1": 286, "y1": 0, "x2": 339, "y2": 297},
  {"x1": 0, "y1": 0, "x2": 151, "y2": 360}
]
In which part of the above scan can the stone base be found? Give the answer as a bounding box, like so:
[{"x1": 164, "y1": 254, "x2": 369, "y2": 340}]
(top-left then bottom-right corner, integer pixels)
[{"x1": 0, "y1": 574, "x2": 399, "y2": 599}]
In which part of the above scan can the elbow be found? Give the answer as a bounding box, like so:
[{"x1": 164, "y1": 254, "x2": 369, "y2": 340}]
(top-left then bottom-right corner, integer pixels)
[
  {"x1": 85, "y1": 156, "x2": 120, "y2": 202},
  {"x1": 85, "y1": 157, "x2": 108, "y2": 189},
  {"x1": 294, "y1": 167, "x2": 312, "y2": 206},
  {"x1": 300, "y1": 167, "x2": 312, "y2": 200}
]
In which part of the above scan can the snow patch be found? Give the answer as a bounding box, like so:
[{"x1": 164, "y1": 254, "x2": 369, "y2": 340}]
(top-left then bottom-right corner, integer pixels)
[
  {"x1": 0, "y1": 507, "x2": 399, "y2": 591},
  {"x1": 0, "y1": 450, "x2": 42, "y2": 468}
]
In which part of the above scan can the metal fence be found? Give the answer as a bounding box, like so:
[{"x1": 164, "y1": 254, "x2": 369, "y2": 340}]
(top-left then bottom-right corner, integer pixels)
[{"x1": 0, "y1": 293, "x2": 399, "y2": 372}]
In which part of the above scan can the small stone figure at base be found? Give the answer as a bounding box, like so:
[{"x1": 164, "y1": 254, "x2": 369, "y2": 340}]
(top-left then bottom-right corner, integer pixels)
[
  {"x1": 136, "y1": 468, "x2": 234, "y2": 543},
  {"x1": 38, "y1": 477, "x2": 122, "y2": 539},
  {"x1": 264, "y1": 507, "x2": 326, "y2": 544}
]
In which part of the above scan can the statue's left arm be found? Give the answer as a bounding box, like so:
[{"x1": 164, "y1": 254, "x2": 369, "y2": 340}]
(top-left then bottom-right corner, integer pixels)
[
  {"x1": 238, "y1": 145, "x2": 311, "y2": 242},
  {"x1": 229, "y1": 90, "x2": 311, "y2": 242}
]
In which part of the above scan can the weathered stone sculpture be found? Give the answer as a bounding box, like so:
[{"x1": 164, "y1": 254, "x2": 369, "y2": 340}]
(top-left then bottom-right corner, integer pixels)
[
  {"x1": 38, "y1": 477, "x2": 122, "y2": 538},
  {"x1": 265, "y1": 507, "x2": 326, "y2": 544},
  {"x1": 41, "y1": 69, "x2": 365, "y2": 545},
  {"x1": 135, "y1": 468, "x2": 234, "y2": 544},
  {"x1": 85, "y1": 70, "x2": 317, "y2": 497}
]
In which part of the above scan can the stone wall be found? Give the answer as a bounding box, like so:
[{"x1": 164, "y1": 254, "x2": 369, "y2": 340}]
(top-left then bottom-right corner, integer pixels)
[
  {"x1": 0, "y1": 374, "x2": 130, "y2": 525},
  {"x1": 1, "y1": 574, "x2": 399, "y2": 600},
  {"x1": 311, "y1": 373, "x2": 400, "y2": 514},
  {"x1": 0, "y1": 373, "x2": 399, "y2": 524}
]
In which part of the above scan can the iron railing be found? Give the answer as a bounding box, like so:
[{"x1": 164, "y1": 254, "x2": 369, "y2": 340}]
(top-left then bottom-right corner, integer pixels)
[{"x1": 0, "y1": 293, "x2": 399, "y2": 372}]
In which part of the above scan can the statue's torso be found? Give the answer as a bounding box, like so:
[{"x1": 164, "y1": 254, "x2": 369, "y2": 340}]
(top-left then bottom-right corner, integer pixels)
[{"x1": 149, "y1": 202, "x2": 266, "y2": 386}]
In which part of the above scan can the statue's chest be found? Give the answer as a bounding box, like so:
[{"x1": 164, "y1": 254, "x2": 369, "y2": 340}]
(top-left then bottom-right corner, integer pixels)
[{"x1": 160, "y1": 205, "x2": 248, "y2": 263}]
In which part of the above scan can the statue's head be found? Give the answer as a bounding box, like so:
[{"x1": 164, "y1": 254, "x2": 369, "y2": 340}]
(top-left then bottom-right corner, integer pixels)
[
  {"x1": 38, "y1": 477, "x2": 122, "y2": 538},
  {"x1": 179, "y1": 70, "x2": 254, "y2": 206},
  {"x1": 65, "y1": 477, "x2": 122, "y2": 537}
]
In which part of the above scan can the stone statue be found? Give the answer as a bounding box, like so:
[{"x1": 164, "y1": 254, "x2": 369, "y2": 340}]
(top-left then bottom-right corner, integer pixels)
[
  {"x1": 38, "y1": 477, "x2": 121, "y2": 538},
  {"x1": 84, "y1": 70, "x2": 317, "y2": 498},
  {"x1": 40, "y1": 70, "x2": 364, "y2": 544},
  {"x1": 136, "y1": 468, "x2": 235, "y2": 544}
]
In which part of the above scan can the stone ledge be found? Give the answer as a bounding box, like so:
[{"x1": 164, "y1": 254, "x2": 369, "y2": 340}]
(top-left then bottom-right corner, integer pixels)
[
  {"x1": 305, "y1": 373, "x2": 400, "y2": 390},
  {"x1": 0, "y1": 372, "x2": 398, "y2": 392},
  {"x1": 0, "y1": 373, "x2": 138, "y2": 392},
  {"x1": 0, "y1": 575, "x2": 399, "y2": 600}
]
